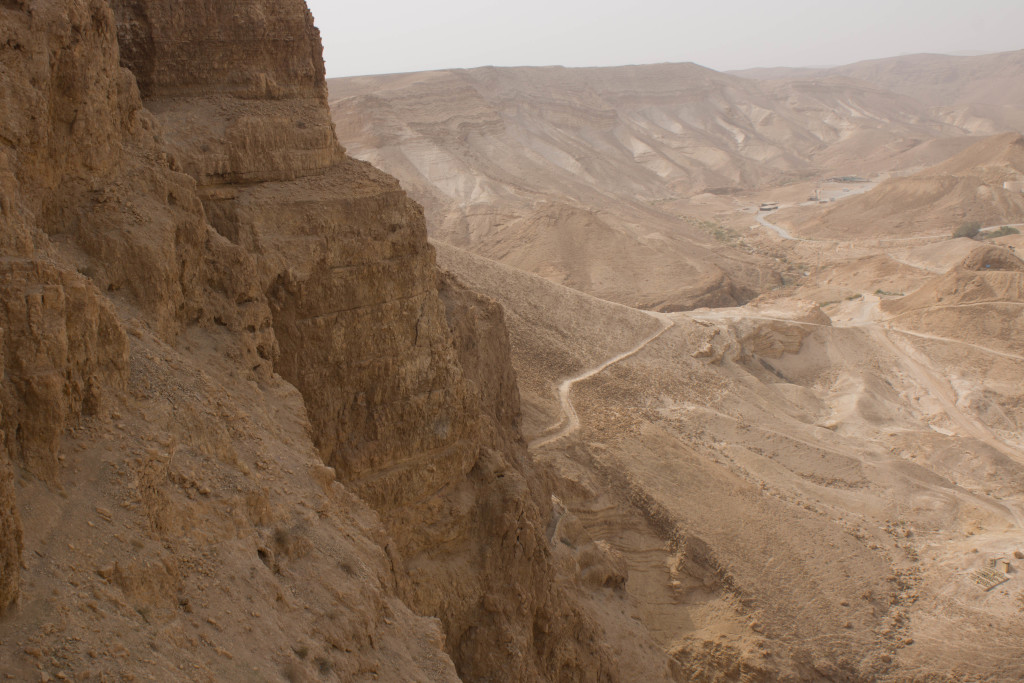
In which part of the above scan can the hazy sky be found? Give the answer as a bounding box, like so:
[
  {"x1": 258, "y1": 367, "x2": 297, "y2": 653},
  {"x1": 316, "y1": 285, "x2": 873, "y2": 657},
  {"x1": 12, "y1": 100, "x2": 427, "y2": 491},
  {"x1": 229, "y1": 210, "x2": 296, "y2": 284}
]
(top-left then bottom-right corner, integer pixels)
[{"x1": 305, "y1": 0, "x2": 1024, "y2": 78}]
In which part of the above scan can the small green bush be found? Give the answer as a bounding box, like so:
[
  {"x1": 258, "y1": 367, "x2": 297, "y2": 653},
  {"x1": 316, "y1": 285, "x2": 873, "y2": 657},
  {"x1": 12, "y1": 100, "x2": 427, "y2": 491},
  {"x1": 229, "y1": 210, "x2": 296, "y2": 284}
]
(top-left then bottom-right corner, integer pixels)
[{"x1": 953, "y1": 221, "x2": 982, "y2": 239}]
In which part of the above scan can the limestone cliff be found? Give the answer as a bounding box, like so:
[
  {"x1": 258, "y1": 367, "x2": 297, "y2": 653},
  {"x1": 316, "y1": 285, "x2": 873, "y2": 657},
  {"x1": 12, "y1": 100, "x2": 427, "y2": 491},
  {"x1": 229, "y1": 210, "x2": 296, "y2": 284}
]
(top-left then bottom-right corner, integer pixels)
[{"x1": 0, "y1": 0, "x2": 617, "y2": 679}]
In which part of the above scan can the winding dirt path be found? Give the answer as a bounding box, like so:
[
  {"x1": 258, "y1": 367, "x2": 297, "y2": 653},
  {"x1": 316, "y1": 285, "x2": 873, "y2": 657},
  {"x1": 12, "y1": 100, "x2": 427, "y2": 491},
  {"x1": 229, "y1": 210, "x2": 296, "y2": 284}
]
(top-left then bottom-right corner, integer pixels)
[
  {"x1": 530, "y1": 313, "x2": 675, "y2": 449},
  {"x1": 834, "y1": 297, "x2": 1024, "y2": 465},
  {"x1": 889, "y1": 327, "x2": 1024, "y2": 363},
  {"x1": 751, "y1": 182, "x2": 878, "y2": 241}
]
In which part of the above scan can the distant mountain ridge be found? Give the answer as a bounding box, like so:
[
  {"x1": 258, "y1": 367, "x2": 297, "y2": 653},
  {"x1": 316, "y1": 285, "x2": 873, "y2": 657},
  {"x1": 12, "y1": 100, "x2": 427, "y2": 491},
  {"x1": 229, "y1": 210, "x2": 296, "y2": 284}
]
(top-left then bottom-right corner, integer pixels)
[
  {"x1": 328, "y1": 61, "x2": 971, "y2": 309},
  {"x1": 732, "y1": 49, "x2": 1024, "y2": 134}
]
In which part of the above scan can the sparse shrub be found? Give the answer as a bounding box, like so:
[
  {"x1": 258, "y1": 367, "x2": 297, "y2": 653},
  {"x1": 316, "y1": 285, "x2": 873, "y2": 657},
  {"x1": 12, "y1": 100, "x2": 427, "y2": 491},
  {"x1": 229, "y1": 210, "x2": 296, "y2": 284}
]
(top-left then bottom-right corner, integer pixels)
[
  {"x1": 953, "y1": 221, "x2": 982, "y2": 239},
  {"x1": 693, "y1": 218, "x2": 739, "y2": 243},
  {"x1": 982, "y1": 226, "x2": 1021, "y2": 240}
]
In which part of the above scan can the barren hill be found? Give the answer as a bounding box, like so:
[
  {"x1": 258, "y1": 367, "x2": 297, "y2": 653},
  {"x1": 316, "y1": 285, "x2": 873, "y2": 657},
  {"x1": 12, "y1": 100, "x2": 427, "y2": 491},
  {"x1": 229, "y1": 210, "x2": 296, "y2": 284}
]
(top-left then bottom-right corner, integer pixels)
[
  {"x1": 774, "y1": 133, "x2": 1024, "y2": 239},
  {"x1": 439, "y1": 241, "x2": 1024, "y2": 681},
  {"x1": 883, "y1": 244, "x2": 1024, "y2": 358},
  {"x1": 328, "y1": 64, "x2": 962, "y2": 309},
  {"x1": 831, "y1": 50, "x2": 1024, "y2": 111},
  {"x1": 735, "y1": 50, "x2": 1024, "y2": 134}
]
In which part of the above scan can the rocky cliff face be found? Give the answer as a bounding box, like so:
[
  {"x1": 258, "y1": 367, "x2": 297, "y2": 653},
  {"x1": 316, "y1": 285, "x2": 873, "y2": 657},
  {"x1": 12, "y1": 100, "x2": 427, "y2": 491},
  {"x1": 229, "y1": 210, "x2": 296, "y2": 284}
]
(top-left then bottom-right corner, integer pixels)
[
  {"x1": 0, "y1": 0, "x2": 617, "y2": 679},
  {"x1": 1, "y1": 0, "x2": 149, "y2": 614}
]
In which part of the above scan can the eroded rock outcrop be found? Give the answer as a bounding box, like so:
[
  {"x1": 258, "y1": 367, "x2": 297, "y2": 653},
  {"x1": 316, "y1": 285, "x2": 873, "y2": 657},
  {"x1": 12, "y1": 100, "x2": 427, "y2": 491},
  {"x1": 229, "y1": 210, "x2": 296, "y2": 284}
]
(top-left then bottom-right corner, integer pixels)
[
  {"x1": 0, "y1": 0, "x2": 619, "y2": 678},
  {"x1": 1, "y1": 2, "x2": 441, "y2": 676},
  {"x1": 114, "y1": 2, "x2": 616, "y2": 674},
  {"x1": 0, "y1": 332, "x2": 23, "y2": 615},
  {"x1": 0, "y1": 262, "x2": 128, "y2": 481},
  {"x1": 960, "y1": 243, "x2": 1024, "y2": 272},
  {"x1": 0, "y1": 2, "x2": 280, "y2": 619}
]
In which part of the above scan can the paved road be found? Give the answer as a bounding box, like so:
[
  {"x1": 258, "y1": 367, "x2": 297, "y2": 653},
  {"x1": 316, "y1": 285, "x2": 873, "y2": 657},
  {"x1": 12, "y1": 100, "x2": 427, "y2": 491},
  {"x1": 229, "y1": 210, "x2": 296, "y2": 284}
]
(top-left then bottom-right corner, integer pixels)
[{"x1": 755, "y1": 211, "x2": 800, "y2": 241}]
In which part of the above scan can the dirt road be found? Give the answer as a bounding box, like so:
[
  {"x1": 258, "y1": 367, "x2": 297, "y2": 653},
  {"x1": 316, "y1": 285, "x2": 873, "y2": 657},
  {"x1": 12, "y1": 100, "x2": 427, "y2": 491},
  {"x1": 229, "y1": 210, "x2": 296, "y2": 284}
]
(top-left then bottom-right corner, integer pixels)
[
  {"x1": 751, "y1": 181, "x2": 879, "y2": 241},
  {"x1": 839, "y1": 296, "x2": 1024, "y2": 470},
  {"x1": 890, "y1": 327, "x2": 1024, "y2": 363},
  {"x1": 530, "y1": 313, "x2": 675, "y2": 449}
]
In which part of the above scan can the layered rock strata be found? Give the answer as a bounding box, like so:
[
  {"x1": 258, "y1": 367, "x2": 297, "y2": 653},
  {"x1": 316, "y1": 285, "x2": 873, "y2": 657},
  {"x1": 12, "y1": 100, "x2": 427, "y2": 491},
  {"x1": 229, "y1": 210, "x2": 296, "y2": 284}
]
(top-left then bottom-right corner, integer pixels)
[
  {"x1": 0, "y1": 0, "x2": 618, "y2": 679},
  {"x1": 109, "y1": 2, "x2": 616, "y2": 675}
]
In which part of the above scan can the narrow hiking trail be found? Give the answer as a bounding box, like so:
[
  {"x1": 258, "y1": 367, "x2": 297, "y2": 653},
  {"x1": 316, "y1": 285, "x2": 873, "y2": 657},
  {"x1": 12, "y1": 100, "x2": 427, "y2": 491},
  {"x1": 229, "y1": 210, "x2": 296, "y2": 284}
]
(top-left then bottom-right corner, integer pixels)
[
  {"x1": 694, "y1": 294, "x2": 1024, "y2": 528},
  {"x1": 890, "y1": 327, "x2": 1024, "y2": 363},
  {"x1": 529, "y1": 313, "x2": 675, "y2": 449},
  {"x1": 834, "y1": 296, "x2": 1024, "y2": 467}
]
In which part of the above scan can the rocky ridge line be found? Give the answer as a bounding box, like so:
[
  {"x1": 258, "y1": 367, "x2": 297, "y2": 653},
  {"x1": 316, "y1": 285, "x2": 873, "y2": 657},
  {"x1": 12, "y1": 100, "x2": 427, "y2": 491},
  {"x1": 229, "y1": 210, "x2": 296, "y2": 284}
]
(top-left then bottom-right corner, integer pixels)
[{"x1": 0, "y1": 1, "x2": 623, "y2": 679}]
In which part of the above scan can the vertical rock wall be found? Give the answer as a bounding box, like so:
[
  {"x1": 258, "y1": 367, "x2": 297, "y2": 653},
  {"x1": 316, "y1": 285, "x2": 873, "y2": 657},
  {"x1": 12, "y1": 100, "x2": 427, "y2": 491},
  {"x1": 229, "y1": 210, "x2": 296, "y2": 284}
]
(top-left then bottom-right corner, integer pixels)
[
  {"x1": 0, "y1": 0, "x2": 618, "y2": 676},
  {"x1": 0, "y1": 0, "x2": 277, "y2": 618},
  {"x1": 113, "y1": 0, "x2": 326, "y2": 99},
  {"x1": 0, "y1": 331, "x2": 23, "y2": 615},
  {"x1": 0, "y1": 0, "x2": 143, "y2": 607},
  {"x1": 100, "y1": 0, "x2": 618, "y2": 680},
  {"x1": 0, "y1": 262, "x2": 129, "y2": 480}
]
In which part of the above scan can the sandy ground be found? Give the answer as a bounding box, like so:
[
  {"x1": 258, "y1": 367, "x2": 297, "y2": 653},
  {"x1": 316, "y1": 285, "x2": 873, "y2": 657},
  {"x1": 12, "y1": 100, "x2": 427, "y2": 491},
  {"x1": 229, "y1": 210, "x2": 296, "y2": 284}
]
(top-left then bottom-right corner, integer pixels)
[
  {"x1": 530, "y1": 313, "x2": 674, "y2": 449},
  {"x1": 332, "y1": 61, "x2": 1024, "y2": 680},
  {"x1": 442, "y1": 219, "x2": 1024, "y2": 680}
]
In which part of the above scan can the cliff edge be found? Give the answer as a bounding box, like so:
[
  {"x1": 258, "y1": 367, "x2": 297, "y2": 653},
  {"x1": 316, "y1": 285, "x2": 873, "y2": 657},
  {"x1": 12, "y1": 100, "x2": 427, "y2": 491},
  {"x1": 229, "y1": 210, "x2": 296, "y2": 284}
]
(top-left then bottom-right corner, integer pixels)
[{"x1": 0, "y1": 1, "x2": 619, "y2": 680}]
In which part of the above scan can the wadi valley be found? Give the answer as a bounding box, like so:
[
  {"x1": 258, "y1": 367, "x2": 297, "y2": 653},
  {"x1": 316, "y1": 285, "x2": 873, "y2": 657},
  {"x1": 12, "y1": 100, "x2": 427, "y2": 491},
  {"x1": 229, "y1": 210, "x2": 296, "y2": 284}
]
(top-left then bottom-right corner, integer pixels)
[
  {"x1": 1, "y1": 2, "x2": 1024, "y2": 681},
  {"x1": 330, "y1": 53, "x2": 1024, "y2": 680}
]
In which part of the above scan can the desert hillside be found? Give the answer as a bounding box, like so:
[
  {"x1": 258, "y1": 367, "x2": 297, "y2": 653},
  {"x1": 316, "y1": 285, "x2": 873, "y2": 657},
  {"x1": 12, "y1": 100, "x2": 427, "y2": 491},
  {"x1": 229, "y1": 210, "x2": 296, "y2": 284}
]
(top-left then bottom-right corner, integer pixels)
[
  {"x1": 4, "y1": 1, "x2": 1024, "y2": 681},
  {"x1": 328, "y1": 64, "x2": 966, "y2": 310},
  {"x1": 343, "y1": 54, "x2": 1024, "y2": 678},
  {"x1": 884, "y1": 244, "x2": 1024, "y2": 356},
  {"x1": 440, "y1": 239, "x2": 1024, "y2": 681},
  {"x1": 773, "y1": 133, "x2": 1024, "y2": 239},
  {"x1": 734, "y1": 49, "x2": 1024, "y2": 135},
  {"x1": 0, "y1": 2, "x2": 665, "y2": 680}
]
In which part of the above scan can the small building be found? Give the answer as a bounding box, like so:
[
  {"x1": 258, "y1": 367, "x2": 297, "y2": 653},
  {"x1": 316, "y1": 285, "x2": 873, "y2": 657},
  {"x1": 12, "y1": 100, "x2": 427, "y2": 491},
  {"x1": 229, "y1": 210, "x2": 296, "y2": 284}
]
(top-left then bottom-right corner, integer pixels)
[
  {"x1": 1001, "y1": 559, "x2": 1013, "y2": 574},
  {"x1": 759, "y1": 202, "x2": 779, "y2": 212}
]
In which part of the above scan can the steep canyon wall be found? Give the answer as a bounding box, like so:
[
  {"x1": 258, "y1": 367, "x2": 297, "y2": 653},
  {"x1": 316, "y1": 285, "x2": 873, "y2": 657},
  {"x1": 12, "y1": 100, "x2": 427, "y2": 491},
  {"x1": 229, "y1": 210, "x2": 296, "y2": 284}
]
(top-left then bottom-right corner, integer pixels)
[{"x1": 0, "y1": 0, "x2": 618, "y2": 680}]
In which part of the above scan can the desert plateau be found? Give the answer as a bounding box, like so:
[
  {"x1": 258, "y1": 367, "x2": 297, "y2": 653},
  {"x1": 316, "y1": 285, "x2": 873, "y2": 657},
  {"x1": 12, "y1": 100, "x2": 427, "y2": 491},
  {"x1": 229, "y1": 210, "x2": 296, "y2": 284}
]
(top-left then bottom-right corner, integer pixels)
[{"x1": 2, "y1": 1, "x2": 1024, "y2": 681}]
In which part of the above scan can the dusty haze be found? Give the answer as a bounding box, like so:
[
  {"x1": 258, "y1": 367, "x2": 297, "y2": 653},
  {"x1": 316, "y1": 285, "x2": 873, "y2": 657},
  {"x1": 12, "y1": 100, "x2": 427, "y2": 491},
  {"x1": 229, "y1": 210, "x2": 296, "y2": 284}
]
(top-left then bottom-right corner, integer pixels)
[
  {"x1": 2, "y1": 1, "x2": 1024, "y2": 681},
  {"x1": 307, "y1": 0, "x2": 1024, "y2": 77}
]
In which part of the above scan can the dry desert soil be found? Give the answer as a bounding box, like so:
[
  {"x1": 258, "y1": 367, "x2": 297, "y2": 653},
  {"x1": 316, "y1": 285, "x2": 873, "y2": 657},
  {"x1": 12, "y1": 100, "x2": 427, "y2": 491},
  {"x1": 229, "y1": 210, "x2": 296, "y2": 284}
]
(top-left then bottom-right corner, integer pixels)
[{"x1": 3, "y1": 2, "x2": 1024, "y2": 682}]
